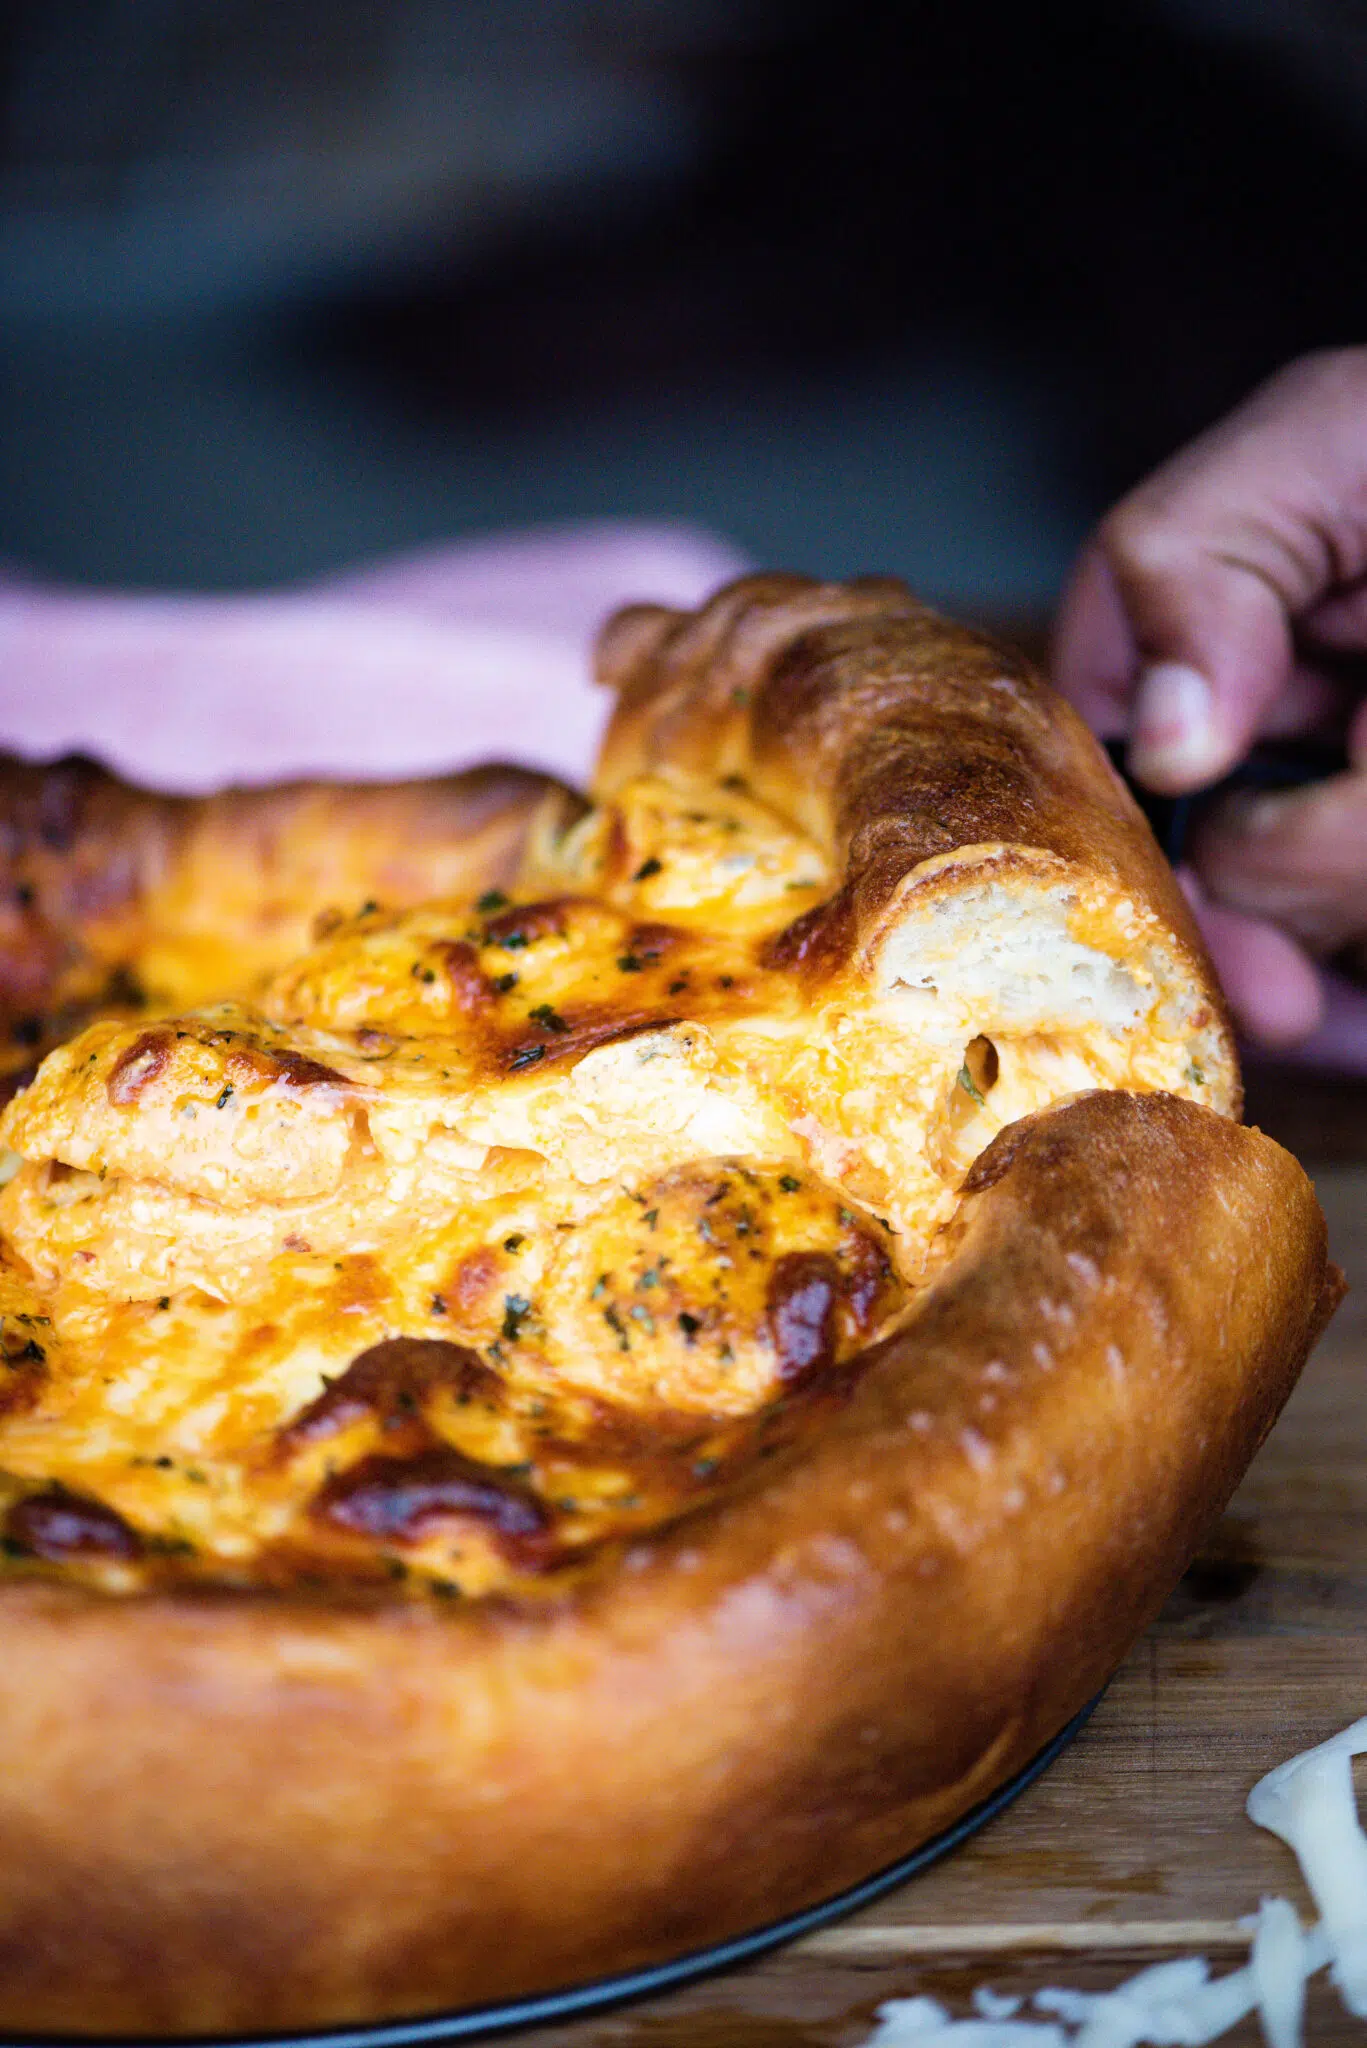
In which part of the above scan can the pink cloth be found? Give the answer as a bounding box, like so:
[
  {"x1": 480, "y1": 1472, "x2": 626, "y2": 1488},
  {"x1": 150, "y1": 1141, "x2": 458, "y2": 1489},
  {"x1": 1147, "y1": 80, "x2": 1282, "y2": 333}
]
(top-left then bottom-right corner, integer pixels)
[
  {"x1": 4, "y1": 524, "x2": 1362, "y2": 1075},
  {"x1": 0, "y1": 522, "x2": 748, "y2": 795}
]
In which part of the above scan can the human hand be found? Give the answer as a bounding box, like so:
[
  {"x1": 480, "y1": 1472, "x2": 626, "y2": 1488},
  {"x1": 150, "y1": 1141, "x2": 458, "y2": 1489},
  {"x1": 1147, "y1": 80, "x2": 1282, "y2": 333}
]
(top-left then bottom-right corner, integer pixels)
[{"x1": 1053, "y1": 348, "x2": 1367, "y2": 1053}]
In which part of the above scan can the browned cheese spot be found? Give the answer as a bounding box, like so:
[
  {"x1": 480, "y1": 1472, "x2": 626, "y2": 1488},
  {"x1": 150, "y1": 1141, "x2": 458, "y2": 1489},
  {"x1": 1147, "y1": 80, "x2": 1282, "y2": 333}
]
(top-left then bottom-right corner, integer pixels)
[
  {"x1": 434, "y1": 940, "x2": 496, "y2": 1014},
  {"x1": 481, "y1": 899, "x2": 569, "y2": 949},
  {"x1": 6, "y1": 1488, "x2": 142, "y2": 1562},
  {"x1": 312, "y1": 1447, "x2": 547, "y2": 1549},
  {"x1": 277, "y1": 1337, "x2": 496, "y2": 1454},
  {"x1": 766, "y1": 1251, "x2": 841, "y2": 1382},
  {"x1": 106, "y1": 1027, "x2": 173, "y2": 1105},
  {"x1": 252, "y1": 1046, "x2": 350, "y2": 1091}
]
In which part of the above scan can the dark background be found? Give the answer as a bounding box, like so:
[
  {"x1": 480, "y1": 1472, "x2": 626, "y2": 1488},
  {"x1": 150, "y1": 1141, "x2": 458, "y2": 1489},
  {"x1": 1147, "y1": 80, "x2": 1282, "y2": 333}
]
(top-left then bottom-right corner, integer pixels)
[{"x1": 2, "y1": 0, "x2": 1364, "y2": 609}]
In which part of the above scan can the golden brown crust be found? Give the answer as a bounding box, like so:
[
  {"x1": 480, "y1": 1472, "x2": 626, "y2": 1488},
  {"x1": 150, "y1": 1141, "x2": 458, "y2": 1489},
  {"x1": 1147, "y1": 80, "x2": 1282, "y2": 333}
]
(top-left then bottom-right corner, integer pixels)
[
  {"x1": 0, "y1": 1092, "x2": 1334, "y2": 2036},
  {"x1": 0, "y1": 576, "x2": 1338, "y2": 2035},
  {"x1": 0, "y1": 752, "x2": 580, "y2": 1096},
  {"x1": 594, "y1": 576, "x2": 1236, "y2": 1105}
]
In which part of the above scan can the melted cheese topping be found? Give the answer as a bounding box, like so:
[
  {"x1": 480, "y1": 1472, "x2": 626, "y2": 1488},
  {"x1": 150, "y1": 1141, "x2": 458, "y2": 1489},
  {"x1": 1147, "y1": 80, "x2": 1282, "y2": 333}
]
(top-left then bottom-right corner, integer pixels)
[{"x1": 0, "y1": 772, "x2": 1224, "y2": 1599}]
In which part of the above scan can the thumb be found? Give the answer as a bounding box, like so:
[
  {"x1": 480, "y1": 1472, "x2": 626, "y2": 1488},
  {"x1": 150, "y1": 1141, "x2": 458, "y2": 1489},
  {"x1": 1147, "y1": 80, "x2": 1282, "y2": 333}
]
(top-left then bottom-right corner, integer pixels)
[
  {"x1": 1104, "y1": 522, "x2": 1292, "y2": 795},
  {"x1": 1085, "y1": 349, "x2": 1367, "y2": 794}
]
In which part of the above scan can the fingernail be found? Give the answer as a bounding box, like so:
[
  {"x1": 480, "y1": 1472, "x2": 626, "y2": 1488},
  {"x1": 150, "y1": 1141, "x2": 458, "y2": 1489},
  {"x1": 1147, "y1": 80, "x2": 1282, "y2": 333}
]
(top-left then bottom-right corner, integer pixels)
[{"x1": 1128, "y1": 663, "x2": 1226, "y2": 791}]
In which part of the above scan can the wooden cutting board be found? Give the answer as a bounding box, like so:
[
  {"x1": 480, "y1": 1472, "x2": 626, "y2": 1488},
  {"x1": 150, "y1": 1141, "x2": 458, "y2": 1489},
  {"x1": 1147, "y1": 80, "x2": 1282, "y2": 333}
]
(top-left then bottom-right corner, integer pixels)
[{"x1": 536, "y1": 1067, "x2": 1367, "y2": 2047}]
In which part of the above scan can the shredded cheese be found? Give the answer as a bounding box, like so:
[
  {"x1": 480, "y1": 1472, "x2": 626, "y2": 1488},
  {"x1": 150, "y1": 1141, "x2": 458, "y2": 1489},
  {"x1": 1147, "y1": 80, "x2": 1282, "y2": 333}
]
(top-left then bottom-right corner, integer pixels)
[{"x1": 865, "y1": 1714, "x2": 1367, "y2": 2048}]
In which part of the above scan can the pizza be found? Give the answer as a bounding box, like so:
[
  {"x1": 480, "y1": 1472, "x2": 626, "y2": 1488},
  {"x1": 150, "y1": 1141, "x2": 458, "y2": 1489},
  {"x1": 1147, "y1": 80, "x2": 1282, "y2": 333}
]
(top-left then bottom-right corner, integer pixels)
[{"x1": 0, "y1": 575, "x2": 1339, "y2": 2036}]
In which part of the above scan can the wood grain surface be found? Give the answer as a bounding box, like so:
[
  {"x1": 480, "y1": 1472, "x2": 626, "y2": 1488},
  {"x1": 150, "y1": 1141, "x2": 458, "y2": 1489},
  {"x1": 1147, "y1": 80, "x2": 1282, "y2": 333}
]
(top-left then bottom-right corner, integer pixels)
[{"x1": 534, "y1": 1065, "x2": 1367, "y2": 2047}]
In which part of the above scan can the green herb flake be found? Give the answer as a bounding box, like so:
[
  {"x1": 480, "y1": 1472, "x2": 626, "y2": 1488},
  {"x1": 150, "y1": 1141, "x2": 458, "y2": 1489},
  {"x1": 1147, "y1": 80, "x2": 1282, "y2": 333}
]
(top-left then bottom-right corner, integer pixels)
[
  {"x1": 501, "y1": 1294, "x2": 532, "y2": 1343},
  {"x1": 503, "y1": 1233, "x2": 525, "y2": 1252},
  {"x1": 411, "y1": 961, "x2": 436, "y2": 984},
  {"x1": 508, "y1": 1044, "x2": 546, "y2": 1072},
  {"x1": 430, "y1": 1293, "x2": 447, "y2": 1316},
  {"x1": 476, "y1": 890, "x2": 509, "y2": 914},
  {"x1": 528, "y1": 1002, "x2": 569, "y2": 1034},
  {"x1": 957, "y1": 1062, "x2": 986, "y2": 1107},
  {"x1": 617, "y1": 953, "x2": 644, "y2": 974},
  {"x1": 493, "y1": 972, "x2": 519, "y2": 994},
  {"x1": 214, "y1": 1085, "x2": 234, "y2": 1109},
  {"x1": 603, "y1": 1303, "x2": 630, "y2": 1351},
  {"x1": 778, "y1": 1174, "x2": 801, "y2": 1193},
  {"x1": 643, "y1": 1207, "x2": 659, "y2": 1230},
  {"x1": 678, "y1": 1312, "x2": 701, "y2": 1339},
  {"x1": 633, "y1": 856, "x2": 663, "y2": 881}
]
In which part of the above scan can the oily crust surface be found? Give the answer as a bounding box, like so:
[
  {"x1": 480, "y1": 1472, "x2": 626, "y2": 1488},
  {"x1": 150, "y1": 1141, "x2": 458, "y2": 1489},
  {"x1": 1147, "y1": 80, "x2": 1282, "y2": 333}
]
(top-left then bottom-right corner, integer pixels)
[
  {"x1": 0, "y1": 575, "x2": 1339, "y2": 2034},
  {"x1": 0, "y1": 1094, "x2": 1337, "y2": 2036}
]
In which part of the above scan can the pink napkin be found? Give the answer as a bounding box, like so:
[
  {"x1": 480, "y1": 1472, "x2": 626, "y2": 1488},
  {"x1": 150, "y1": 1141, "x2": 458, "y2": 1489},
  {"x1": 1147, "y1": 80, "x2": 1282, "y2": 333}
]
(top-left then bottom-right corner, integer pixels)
[
  {"x1": 4, "y1": 524, "x2": 1360, "y2": 1073},
  {"x1": 0, "y1": 522, "x2": 748, "y2": 795}
]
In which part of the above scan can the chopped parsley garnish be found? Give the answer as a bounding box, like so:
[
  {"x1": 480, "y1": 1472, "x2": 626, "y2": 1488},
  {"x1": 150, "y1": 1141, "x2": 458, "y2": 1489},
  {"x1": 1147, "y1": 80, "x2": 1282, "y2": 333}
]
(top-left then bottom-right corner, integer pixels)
[
  {"x1": 493, "y1": 972, "x2": 519, "y2": 994},
  {"x1": 678, "y1": 1312, "x2": 701, "y2": 1340},
  {"x1": 430, "y1": 1293, "x2": 447, "y2": 1316},
  {"x1": 617, "y1": 954, "x2": 645, "y2": 973},
  {"x1": 603, "y1": 1303, "x2": 630, "y2": 1350},
  {"x1": 633, "y1": 856, "x2": 663, "y2": 881},
  {"x1": 214, "y1": 1085, "x2": 234, "y2": 1109},
  {"x1": 778, "y1": 1174, "x2": 801, "y2": 1193},
  {"x1": 501, "y1": 1294, "x2": 532, "y2": 1342},
  {"x1": 528, "y1": 1002, "x2": 568, "y2": 1034},
  {"x1": 957, "y1": 1062, "x2": 986, "y2": 1107},
  {"x1": 643, "y1": 1207, "x2": 658, "y2": 1230},
  {"x1": 667, "y1": 977, "x2": 688, "y2": 994},
  {"x1": 411, "y1": 962, "x2": 436, "y2": 983},
  {"x1": 508, "y1": 1044, "x2": 546, "y2": 1071},
  {"x1": 476, "y1": 890, "x2": 509, "y2": 914},
  {"x1": 503, "y1": 1233, "x2": 525, "y2": 1252},
  {"x1": 491, "y1": 929, "x2": 529, "y2": 950}
]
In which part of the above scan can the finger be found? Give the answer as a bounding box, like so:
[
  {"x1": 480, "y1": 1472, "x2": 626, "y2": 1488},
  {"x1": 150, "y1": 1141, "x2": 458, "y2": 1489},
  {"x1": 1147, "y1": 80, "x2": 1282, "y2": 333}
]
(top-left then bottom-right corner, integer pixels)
[
  {"x1": 1082, "y1": 349, "x2": 1367, "y2": 793},
  {"x1": 1196, "y1": 764, "x2": 1367, "y2": 957},
  {"x1": 1299, "y1": 568, "x2": 1367, "y2": 651},
  {"x1": 1050, "y1": 543, "x2": 1139, "y2": 733},
  {"x1": 1180, "y1": 872, "x2": 1326, "y2": 1047}
]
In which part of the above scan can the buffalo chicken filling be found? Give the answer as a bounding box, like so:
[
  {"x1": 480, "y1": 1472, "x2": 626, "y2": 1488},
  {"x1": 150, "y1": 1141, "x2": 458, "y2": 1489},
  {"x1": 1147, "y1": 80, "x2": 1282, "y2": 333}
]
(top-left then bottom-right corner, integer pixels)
[{"x1": 0, "y1": 773, "x2": 1225, "y2": 1597}]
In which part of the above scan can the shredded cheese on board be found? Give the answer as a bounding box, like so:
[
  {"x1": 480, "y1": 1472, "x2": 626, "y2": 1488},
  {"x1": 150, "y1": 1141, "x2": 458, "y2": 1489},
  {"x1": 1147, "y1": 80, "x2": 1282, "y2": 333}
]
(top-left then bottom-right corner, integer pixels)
[{"x1": 865, "y1": 1716, "x2": 1367, "y2": 2048}]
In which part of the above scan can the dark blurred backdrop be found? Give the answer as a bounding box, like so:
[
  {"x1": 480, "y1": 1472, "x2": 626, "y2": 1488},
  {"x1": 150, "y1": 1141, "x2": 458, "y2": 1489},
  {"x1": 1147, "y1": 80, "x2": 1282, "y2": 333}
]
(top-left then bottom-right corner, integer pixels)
[{"x1": 2, "y1": 0, "x2": 1364, "y2": 608}]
